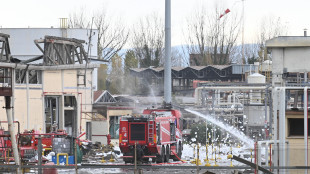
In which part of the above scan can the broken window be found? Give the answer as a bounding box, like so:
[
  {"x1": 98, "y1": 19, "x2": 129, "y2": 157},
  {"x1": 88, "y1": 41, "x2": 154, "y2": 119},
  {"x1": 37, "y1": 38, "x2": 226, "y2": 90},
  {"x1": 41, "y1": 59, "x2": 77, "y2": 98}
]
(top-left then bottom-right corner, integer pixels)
[
  {"x1": 64, "y1": 96, "x2": 77, "y2": 136},
  {"x1": 15, "y1": 69, "x2": 42, "y2": 84},
  {"x1": 86, "y1": 122, "x2": 92, "y2": 140},
  {"x1": 64, "y1": 96, "x2": 76, "y2": 107},
  {"x1": 15, "y1": 69, "x2": 26, "y2": 84},
  {"x1": 45, "y1": 97, "x2": 60, "y2": 133},
  {"x1": 287, "y1": 90, "x2": 310, "y2": 110},
  {"x1": 28, "y1": 70, "x2": 42, "y2": 84},
  {"x1": 288, "y1": 118, "x2": 310, "y2": 136},
  {"x1": 109, "y1": 116, "x2": 120, "y2": 139},
  {"x1": 0, "y1": 67, "x2": 12, "y2": 96}
]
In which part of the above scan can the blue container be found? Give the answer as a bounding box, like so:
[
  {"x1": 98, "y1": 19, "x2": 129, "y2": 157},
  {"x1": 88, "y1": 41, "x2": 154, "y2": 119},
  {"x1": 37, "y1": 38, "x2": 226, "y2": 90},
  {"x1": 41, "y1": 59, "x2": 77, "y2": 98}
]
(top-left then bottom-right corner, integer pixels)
[
  {"x1": 68, "y1": 156, "x2": 75, "y2": 164},
  {"x1": 52, "y1": 155, "x2": 75, "y2": 164}
]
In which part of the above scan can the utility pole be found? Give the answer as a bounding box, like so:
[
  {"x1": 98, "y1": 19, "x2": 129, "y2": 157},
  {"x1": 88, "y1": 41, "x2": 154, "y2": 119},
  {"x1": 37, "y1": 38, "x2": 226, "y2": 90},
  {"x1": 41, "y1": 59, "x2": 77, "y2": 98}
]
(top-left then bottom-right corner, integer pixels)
[
  {"x1": 241, "y1": 0, "x2": 245, "y2": 63},
  {"x1": 164, "y1": 0, "x2": 172, "y2": 107}
]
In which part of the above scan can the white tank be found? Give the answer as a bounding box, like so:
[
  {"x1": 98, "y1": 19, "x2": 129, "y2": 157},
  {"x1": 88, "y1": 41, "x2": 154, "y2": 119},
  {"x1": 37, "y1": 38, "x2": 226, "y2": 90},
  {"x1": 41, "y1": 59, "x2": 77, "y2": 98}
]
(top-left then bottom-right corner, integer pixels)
[
  {"x1": 247, "y1": 73, "x2": 265, "y2": 104},
  {"x1": 247, "y1": 73, "x2": 266, "y2": 84}
]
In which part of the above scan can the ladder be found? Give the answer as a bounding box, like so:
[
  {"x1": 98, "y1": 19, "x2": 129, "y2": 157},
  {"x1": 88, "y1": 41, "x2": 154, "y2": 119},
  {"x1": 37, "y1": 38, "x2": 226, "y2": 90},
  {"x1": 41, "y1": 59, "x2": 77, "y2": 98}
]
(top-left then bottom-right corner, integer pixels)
[{"x1": 148, "y1": 123, "x2": 154, "y2": 142}]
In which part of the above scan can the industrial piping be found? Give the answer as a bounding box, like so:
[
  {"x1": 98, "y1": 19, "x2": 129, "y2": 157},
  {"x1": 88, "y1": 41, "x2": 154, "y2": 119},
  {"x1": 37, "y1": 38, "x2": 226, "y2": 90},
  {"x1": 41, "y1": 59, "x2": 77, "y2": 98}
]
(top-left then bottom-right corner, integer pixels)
[{"x1": 194, "y1": 86, "x2": 267, "y2": 105}]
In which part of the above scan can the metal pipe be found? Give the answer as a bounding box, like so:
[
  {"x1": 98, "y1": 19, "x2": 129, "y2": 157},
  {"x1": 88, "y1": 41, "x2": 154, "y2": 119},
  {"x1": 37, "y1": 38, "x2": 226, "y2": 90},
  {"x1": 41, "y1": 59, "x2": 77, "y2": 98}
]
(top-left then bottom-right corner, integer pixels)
[
  {"x1": 0, "y1": 62, "x2": 100, "y2": 70},
  {"x1": 304, "y1": 87, "x2": 308, "y2": 174},
  {"x1": 265, "y1": 87, "x2": 268, "y2": 139},
  {"x1": 4, "y1": 96, "x2": 20, "y2": 170},
  {"x1": 164, "y1": 0, "x2": 172, "y2": 104},
  {"x1": 195, "y1": 86, "x2": 267, "y2": 105}
]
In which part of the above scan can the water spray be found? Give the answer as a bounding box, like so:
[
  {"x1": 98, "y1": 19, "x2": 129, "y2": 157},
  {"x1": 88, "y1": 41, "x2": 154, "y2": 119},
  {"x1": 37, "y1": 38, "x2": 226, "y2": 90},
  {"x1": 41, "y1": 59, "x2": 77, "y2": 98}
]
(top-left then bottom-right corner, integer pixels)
[
  {"x1": 217, "y1": 140, "x2": 222, "y2": 160},
  {"x1": 214, "y1": 148, "x2": 218, "y2": 166},
  {"x1": 185, "y1": 109, "x2": 254, "y2": 147},
  {"x1": 204, "y1": 143, "x2": 211, "y2": 166},
  {"x1": 196, "y1": 144, "x2": 201, "y2": 165},
  {"x1": 210, "y1": 143, "x2": 215, "y2": 161},
  {"x1": 227, "y1": 144, "x2": 233, "y2": 167},
  {"x1": 190, "y1": 145, "x2": 196, "y2": 164}
]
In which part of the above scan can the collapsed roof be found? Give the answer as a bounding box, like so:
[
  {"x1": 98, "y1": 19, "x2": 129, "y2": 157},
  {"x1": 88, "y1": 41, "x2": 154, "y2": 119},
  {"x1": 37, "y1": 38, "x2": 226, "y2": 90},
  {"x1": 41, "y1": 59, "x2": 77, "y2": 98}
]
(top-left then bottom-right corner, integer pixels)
[{"x1": 0, "y1": 33, "x2": 92, "y2": 65}]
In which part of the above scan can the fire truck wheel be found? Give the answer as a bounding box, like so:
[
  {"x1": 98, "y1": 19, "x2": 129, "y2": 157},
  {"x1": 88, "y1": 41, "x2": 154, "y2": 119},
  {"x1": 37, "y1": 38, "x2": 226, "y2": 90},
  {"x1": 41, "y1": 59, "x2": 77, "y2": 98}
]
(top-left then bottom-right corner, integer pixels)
[
  {"x1": 173, "y1": 143, "x2": 182, "y2": 161},
  {"x1": 156, "y1": 146, "x2": 165, "y2": 163},
  {"x1": 165, "y1": 145, "x2": 170, "y2": 162},
  {"x1": 177, "y1": 142, "x2": 182, "y2": 158},
  {"x1": 123, "y1": 153, "x2": 132, "y2": 164}
]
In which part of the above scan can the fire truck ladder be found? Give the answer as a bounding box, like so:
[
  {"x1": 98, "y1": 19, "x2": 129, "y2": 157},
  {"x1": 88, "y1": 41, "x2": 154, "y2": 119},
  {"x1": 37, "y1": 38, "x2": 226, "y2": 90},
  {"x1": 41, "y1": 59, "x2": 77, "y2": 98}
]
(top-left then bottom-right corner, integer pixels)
[{"x1": 148, "y1": 123, "x2": 154, "y2": 143}]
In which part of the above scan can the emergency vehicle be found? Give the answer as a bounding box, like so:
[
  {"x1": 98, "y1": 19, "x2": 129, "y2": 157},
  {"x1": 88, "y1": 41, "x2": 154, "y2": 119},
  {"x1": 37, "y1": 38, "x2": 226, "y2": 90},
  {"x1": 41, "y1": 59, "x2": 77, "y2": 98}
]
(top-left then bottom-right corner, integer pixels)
[{"x1": 119, "y1": 108, "x2": 183, "y2": 163}]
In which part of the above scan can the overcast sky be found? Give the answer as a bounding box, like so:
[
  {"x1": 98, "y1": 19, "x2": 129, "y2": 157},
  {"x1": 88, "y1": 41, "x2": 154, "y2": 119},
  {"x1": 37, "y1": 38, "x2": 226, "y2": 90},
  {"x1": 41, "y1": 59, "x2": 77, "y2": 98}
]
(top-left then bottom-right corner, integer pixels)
[{"x1": 1, "y1": 0, "x2": 310, "y2": 47}]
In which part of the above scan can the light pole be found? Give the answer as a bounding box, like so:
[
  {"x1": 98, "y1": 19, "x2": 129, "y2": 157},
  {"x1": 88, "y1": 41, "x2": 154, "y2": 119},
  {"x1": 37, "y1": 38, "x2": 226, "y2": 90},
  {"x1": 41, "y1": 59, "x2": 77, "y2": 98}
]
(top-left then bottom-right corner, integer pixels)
[{"x1": 164, "y1": 0, "x2": 172, "y2": 107}]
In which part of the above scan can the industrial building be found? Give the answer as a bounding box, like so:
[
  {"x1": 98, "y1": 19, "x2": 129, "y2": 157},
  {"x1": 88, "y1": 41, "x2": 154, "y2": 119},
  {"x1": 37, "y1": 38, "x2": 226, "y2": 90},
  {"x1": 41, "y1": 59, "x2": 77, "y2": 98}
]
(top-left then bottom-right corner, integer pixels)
[
  {"x1": 130, "y1": 64, "x2": 260, "y2": 95},
  {"x1": 267, "y1": 36, "x2": 310, "y2": 168}
]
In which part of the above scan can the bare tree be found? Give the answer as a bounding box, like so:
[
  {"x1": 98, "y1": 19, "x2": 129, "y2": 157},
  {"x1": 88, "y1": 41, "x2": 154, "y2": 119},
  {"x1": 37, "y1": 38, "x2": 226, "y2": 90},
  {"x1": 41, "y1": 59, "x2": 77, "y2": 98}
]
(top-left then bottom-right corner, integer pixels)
[
  {"x1": 171, "y1": 48, "x2": 186, "y2": 67},
  {"x1": 131, "y1": 14, "x2": 164, "y2": 68},
  {"x1": 68, "y1": 9, "x2": 129, "y2": 61},
  {"x1": 184, "y1": 4, "x2": 242, "y2": 65},
  {"x1": 68, "y1": 8, "x2": 90, "y2": 29},
  {"x1": 256, "y1": 15, "x2": 288, "y2": 61},
  {"x1": 94, "y1": 11, "x2": 129, "y2": 61}
]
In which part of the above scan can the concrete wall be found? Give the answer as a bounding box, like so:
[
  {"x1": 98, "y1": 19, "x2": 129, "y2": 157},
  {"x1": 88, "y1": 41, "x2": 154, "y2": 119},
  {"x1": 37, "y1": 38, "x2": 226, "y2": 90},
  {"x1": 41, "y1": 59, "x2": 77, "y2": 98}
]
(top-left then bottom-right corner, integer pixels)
[{"x1": 268, "y1": 37, "x2": 310, "y2": 87}]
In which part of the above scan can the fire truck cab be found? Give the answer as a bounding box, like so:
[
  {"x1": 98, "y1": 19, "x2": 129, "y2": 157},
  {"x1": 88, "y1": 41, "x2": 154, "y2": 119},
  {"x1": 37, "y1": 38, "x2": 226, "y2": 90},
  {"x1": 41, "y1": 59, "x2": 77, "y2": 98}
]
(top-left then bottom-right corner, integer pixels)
[{"x1": 119, "y1": 108, "x2": 183, "y2": 163}]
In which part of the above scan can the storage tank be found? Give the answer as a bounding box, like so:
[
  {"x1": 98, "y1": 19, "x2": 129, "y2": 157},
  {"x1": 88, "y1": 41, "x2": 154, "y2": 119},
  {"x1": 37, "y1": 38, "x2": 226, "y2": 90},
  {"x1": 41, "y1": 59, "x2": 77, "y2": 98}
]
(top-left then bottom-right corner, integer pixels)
[
  {"x1": 248, "y1": 73, "x2": 265, "y2": 104},
  {"x1": 248, "y1": 73, "x2": 266, "y2": 84}
]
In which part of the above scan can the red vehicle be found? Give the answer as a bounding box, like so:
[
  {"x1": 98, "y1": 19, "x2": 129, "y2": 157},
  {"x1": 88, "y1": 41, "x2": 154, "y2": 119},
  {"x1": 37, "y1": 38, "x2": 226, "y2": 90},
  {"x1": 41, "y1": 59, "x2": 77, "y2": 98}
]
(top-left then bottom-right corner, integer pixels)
[{"x1": 119, "y1": 108, "x2": 183, "y2": 163}]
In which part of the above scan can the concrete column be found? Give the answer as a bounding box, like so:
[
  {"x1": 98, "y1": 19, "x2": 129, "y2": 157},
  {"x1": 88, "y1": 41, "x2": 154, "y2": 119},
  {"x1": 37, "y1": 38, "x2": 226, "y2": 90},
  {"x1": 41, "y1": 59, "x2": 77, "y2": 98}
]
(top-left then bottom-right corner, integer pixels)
[
  {"x1": 272, "y1": 88, "x2": 279, "y2": 173},
  {"x1": 279, "y1": 88, "x2": 286, "y2": 173},
  {"x1": 26, "y1": 70, "x2": 29, "y2": 129}
]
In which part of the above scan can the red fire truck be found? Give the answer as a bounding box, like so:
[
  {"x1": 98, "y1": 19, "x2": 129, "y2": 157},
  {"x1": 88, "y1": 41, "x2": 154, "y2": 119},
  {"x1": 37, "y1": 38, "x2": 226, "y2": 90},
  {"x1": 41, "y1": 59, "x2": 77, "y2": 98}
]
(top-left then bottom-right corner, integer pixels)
[{"x1": 119, "y1": 108, "x2": 183, "y2": 163}]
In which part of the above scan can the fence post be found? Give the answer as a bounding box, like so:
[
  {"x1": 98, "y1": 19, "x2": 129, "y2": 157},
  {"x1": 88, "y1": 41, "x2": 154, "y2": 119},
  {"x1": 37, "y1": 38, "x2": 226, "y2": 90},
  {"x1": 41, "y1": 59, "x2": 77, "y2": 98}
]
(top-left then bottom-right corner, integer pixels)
[
  {"x1": 38, "y1": 136, "x2": 42, "y2": 174},
  {"x1": 134, "y1": 141, "x2": 137, "y2": 174},
  {"x1": 75, "y1": 138, "x2": 78, "y2": 174}
]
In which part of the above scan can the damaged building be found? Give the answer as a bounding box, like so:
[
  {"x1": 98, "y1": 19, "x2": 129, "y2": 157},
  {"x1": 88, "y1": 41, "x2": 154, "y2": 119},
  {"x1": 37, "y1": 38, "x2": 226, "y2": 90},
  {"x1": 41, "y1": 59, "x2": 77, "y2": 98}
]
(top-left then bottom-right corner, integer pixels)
[{"x1": 0, "y1": 32, "x2": 99, "y2": 139}]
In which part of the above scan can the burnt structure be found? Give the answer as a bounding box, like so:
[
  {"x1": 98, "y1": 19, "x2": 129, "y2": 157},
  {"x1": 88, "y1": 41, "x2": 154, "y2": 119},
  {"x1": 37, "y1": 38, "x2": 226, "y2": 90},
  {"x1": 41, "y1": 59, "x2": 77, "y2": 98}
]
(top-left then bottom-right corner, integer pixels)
[
  {"x1": 0, "y1": 33, "x2": 13, "y2": 62},
  {"x1": 33, "y1": 36, "x2": 88, "y2": 65},
  {"x1": 130, "y1": 64, "x2": 257, "y2": 94}
]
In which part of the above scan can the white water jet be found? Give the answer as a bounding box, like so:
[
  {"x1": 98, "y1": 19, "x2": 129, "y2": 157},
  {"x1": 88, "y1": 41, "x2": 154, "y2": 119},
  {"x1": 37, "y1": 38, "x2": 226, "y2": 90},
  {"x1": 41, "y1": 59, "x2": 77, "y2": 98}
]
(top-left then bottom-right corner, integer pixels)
[
  {"x1": 185, "y1": 109, "x2": 254, "y2": 147},
  {"x1": 149, "y1": 86, "x2": 158, "y2": 108}
]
